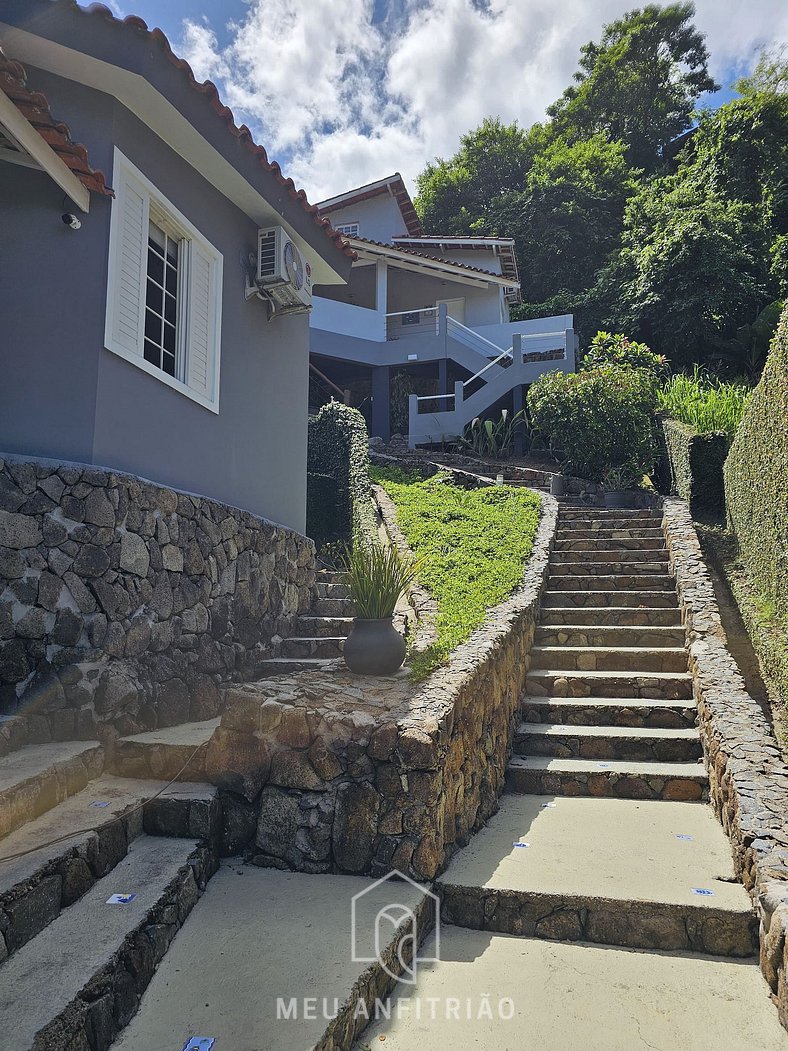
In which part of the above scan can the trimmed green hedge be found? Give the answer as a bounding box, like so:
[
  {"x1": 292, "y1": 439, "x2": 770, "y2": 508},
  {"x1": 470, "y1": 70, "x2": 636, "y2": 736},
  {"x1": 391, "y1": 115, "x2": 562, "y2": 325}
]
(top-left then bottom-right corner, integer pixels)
[
  {"x1": 659, "y1": 417, "x2": 728, "y2": 521},
  {"x1": 307, "y1": 402, "x2": 376, "y2": 549},
  {"x1": 725, "y1": 304, "x2": 788, "y2": 620}
]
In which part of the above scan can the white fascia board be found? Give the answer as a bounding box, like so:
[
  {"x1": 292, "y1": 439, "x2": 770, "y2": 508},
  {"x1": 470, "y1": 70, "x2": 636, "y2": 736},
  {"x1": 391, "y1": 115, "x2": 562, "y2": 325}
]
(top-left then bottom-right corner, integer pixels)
[
  {"x1": 0, "y1": 85, "x2": 90, "y2": 210},
  {"x1": 0, "y1": 25, "x2": 345, "y2": 284},
  {"x1": 352, "y1": 241, "x2": 515, "y2": 288}
]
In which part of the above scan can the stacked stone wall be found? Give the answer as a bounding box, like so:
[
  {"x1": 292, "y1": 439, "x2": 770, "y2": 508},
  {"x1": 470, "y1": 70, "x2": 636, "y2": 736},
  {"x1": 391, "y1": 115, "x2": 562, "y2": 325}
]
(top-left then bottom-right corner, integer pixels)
[
  {"x1": 662, "y1": 498, "x2": 788, "y2": 1032},
  {"x1": 0, "y1": 455, "x2": 316, "y2": 753}
]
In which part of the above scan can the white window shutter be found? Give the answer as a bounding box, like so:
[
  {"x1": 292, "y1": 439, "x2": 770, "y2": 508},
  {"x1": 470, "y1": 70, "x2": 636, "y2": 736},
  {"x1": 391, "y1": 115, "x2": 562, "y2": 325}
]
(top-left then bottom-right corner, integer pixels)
[
  {"x1": 107, "y1": 167, "x2": 148, "y2": 357},
  {"x1": 185, "y1": 241, "x2": 218, "y2": 403}
]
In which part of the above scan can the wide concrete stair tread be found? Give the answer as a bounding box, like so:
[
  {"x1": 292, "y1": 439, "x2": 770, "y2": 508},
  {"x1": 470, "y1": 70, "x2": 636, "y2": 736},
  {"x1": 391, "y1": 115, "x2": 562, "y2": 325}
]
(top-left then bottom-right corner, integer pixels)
[
  {"x1": 550, "y1": 574, "x2": 675, "y2": 590},
  {"x1": 522, "y1": 696, "x2": 698, "y2": 729},
  {"x1": 0, "y1": 740, "x2": 104, "y2": 840},
  {"x1": 0, "y1": 776, "x2": 217, "y2": 959},
  {"x1": 515, "y1": 721, "x2": 701, "y2": 762},
  {"x1": 550, "y1": 561, "x2": 669, "y2": 576},
  {"x1": 556, "y1": 528, "x2": 665, "y2": 540},
  {"x1": 108, "y1": 719, "x2": 220, "y2": 782},
  {"x1": 113, "y1": 864, "x2": 432, "y2": 1051},
  {"x1": 541, "y1": 589, "x2": 679, "y2": 608},
  {"x1": 358, "y1": 930, "x2": 784, "y2": 1050},
  {"x1": 0, "y1": 834, "x2": 205, "y2": 1051},
  {"x1": 540, "y1": 606, "x2": 682, "y2": 626},
  {"x1": 256, "y1": 656, "x2": 343, "y2": 676},
  {"x1": 516, "y1": 722, "x2": 699, "y2": 740},
  {"x1": 553, "y1": 539, "x2": 667, "y2": 553},
  {"x1": 509, "y1": 755, "x2": 706, "y2": 777}
]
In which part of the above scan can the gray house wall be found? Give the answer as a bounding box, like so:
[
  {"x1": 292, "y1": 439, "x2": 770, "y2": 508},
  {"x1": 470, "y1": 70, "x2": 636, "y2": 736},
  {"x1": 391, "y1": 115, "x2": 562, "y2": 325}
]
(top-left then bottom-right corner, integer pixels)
[
  {"x1": 325, "y1": 194, "x2": 408, "y2": 243},
  {"x1": 0, "y1": 69, "x2": 311, "y2": 533}
]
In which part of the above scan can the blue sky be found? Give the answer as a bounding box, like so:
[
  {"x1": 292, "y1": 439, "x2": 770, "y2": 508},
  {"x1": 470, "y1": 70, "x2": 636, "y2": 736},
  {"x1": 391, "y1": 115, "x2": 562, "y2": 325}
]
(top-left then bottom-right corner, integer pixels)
[{"x1": 112, "y1": 1, "x2": 787, "y2": 201}]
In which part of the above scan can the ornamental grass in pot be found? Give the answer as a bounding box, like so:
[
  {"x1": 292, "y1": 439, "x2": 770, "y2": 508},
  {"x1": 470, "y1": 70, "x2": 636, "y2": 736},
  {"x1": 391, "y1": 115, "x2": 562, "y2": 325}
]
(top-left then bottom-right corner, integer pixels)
[{"x1": 340, "y1": 541, "x2": 419, "y2": 676}]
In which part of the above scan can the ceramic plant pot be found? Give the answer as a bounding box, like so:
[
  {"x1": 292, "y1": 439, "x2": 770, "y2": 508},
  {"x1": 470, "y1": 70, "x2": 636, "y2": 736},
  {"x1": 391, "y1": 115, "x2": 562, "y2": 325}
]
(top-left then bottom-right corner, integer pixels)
[
  {"x1": 550, "y1": 474, "x2": 566, "y2": 497},
  {"x1": 603, "y1": 489, "x2": 631, "y2": 509},
  {"x1": 343, "y1": 617, "x2": 406, "y2": 676}
]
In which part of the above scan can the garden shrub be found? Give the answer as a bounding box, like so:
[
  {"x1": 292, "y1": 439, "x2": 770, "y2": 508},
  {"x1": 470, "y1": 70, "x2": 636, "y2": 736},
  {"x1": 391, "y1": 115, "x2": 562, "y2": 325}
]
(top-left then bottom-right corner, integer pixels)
[
  {"x1": 581, "y1": 331, "x2": 669, "y2": 379},
  {"x1": 724, "y1": 303, "x2": 788, "y2": 621},
  {"x1": 659, "y1": 418, "x2": 728, "y2": 520},
  {"x1": 527, "y1": 366, "x2": 658, "y2": 485},
  {"x1": 307, "y1": 402, "x2": 376, "y2": 549},
  {"x1": 657, "y1": 368, "x2": 751, "y2": 441}
]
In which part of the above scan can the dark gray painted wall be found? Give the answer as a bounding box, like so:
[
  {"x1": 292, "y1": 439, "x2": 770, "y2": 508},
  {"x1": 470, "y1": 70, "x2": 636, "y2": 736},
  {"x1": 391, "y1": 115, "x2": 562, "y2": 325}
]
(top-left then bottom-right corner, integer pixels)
[{"x1": 0, "y1": 70, "x2": 310, "y2": 533}]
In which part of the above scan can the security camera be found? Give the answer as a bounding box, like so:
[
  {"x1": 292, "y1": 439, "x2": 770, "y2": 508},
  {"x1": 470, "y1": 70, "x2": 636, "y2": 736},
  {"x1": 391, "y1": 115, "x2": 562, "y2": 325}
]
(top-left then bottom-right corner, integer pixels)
[{"x1": 61, "y1": 212, "x2": 81, "y2": 230}]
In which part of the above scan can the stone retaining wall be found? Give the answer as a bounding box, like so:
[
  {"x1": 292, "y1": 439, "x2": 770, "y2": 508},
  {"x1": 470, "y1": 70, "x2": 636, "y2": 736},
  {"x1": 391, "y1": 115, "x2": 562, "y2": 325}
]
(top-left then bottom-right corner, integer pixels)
[
  {"x1": 662, "y1": 498, "x2": 788, "y2": 1031},
  {"x1": 208, "y1": 493, "x2": 557, "y2": 879},
  {"x1": 0, "y1": 455, "x2": 317, "y2": 753}
]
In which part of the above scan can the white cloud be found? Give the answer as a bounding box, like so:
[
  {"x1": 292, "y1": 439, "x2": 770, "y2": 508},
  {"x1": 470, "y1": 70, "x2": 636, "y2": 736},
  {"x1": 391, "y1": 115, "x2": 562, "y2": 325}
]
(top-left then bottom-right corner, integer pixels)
[{"x1": 177, "y1": 0, "x2": 788, "y2": 201}]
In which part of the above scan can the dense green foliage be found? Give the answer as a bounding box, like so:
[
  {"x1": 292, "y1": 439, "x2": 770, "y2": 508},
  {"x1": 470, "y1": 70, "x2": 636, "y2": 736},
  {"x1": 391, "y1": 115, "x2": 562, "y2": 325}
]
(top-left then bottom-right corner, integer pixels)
[
  {"x1": 581, "y1": 331, "x2": 669, "y2": 377},
  {"x1": 527, "y1": 367, "x2": 658, "y2": 485},
  {"x1": 456, "y1": 410, "x2": 526, "y2": 458},
  {"x1": 307, "y1": 402, "x2": 375, "y2": 549},
  {"x1": 724, "y1": 303, "x2": 788, "y2": 620},
  {"x1": 657, "y1": 369, "x2": 751, "y2": 440},
  {"x1": 414, "y1": 6, "x2": 787, "y2": 372},
  {"x1": 340, "y1": 541, "x2": 419, "y2": 620},
  {"x1": 659, "y1": 418, "x2": 728, "y2": 519},
  {"x1": 371, "y1": 467, "x2": 541, "y2": 679}
]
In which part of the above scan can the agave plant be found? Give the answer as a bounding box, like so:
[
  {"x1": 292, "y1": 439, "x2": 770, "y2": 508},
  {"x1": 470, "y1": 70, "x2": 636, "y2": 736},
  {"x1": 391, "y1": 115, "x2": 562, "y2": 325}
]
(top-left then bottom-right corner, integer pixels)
[
  {"x1": 456, "y1": 409, "x2": 527, "y2": 458},
  {"x1": 340, "y1": 541, "x2": 420, "y2": 620}
]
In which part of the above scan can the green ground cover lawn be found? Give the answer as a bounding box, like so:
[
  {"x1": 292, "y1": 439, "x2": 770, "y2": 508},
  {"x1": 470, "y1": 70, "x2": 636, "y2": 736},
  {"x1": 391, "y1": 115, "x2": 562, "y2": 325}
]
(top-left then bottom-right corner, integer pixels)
[{"x1": 371, "y1": 465, "x2": 541, "y2": 680}]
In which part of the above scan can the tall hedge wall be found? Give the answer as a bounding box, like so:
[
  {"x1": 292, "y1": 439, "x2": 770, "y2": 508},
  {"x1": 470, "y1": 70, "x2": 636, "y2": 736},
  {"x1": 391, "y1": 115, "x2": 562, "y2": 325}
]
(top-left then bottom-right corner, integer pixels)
[
  {"x1": 307, "y1": 401, "x2": 376, "y2": 549},
  {"x1": 659, "y1": 417, "x2": 728, "y2": 521},
  {"x1": 724, "y1": 304, "x2": 788, "y2": 619}
]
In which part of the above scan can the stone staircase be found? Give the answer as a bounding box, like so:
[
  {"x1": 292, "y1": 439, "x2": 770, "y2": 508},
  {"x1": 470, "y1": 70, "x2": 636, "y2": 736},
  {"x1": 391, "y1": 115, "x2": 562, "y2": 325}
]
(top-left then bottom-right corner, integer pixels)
[
  {"x1": 255, "y1": 568, "x2": 353, "y2": 676},
  {"x1": 357, "y1": 505, "x2": 784, "y2": 1047}
]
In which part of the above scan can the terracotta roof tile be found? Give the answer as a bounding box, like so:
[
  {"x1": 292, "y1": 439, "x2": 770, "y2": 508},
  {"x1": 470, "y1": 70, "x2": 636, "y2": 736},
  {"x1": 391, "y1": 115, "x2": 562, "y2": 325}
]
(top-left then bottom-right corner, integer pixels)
[
  {"x1": 0, "y1": 48, "x2": 112, "y2": 196},
  {"x1": 351, "y1": 236, "x2": 512, "y2": 282},
  {"x1": 37, "y1": 2, "x2": 355, "y2": 259}
]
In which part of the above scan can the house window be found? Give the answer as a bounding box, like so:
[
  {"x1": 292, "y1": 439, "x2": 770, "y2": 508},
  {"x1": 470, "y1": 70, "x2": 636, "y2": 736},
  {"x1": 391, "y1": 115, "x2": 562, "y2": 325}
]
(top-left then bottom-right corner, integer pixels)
[
  {"x1": 105, "y1": 149, "x2": 223, "y2": 413},
  {"x1": 335, "y1": 221, "x2": 360, "y2": 237}
]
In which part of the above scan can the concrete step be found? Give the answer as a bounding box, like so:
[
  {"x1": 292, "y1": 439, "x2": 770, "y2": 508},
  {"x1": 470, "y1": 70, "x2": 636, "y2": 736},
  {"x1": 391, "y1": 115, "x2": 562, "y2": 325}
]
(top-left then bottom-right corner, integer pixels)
[
  {"x1": 506, "y1": 756, "x2": 708, "y2": 800},
  {"x1": 359, "y1": 929, "x2": 784, "y2": 1050},
  {"x1": 0, "y1": 776, "x2": 218, "y2": 961},
  {"x1": 311, "y1": 597, "x2": 354, "y2": 618},
  {"x1": 551, "y1": 546, "x2": 667, "y2": 562},
  {"x1": 316, "y1": 581, "x2": 350, "y2": 599},
  {"x1": 539, "y1": 606, "x2": 683, "y2": 627},
  {"x1": 556, "y1": 527, "x2": 665, "y2": 541},
  {"x1": 256, "y1": 656, "x2": 342, "y2": 677},
  {"x1": 559, "y1": 509, "x2": 662, "y2": 521},
  {"x1": 554, "y1": 536, "x2": 667, "y2": 552},
  {"x1": 549, "y1": 574, "x2": 674, "y2": 591},
  {"x1": 436, "y1": 795, "x2": 755, "y2": 956},
  {"x1": 108, "y1": 718, "x2": 220, "y2": 782},
  {"x1": 0, "y1": 741, "x2": 104, "y2": 842},
  {"x1": 0, "y1": 834, "x2": 216, "y2": 1051},
  {"x1": 280, "y1": 635, "x2": 345, "y2": 659},
  {"x1": 529, "y1": 646, "x2": 688, "y2": 673},
  {"x1": 549, "y1": 561, "x2": 669, "y2": 577},
  {"x1": 525, "y1": 669, "x2": 693, "y2": 700},
  {"x1": 513, "y1": 723, "x2": 702, "y2": 762},
  {"x1": 542, "y1": 589, "x2": 679, "y2": 609},
  {"x1": 113, "y1": 864, "x2": 436, "y2": 1051},
  {"x1": 290, "y1": 615, "x2": 353, "y2": 638},
  {"x1": 520, "y1": 696, "x2": 698, "y2": 730},
  {"x1": 535, "y1": 624, "x2": 686, "y2": 648}
]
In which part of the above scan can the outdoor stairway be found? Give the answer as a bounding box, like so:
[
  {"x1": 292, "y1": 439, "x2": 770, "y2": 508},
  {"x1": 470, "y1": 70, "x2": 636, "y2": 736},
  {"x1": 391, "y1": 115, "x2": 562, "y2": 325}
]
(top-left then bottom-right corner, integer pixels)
[
  {"x1": 0, "y1": 732, "x2": 221, "y2": 1049},
  {"x1": 256, "y1": 568, "x2": 353, "y2": 677},
  {"x1": 356, "y1": 504, "x2": 786, "y2": 1049}
]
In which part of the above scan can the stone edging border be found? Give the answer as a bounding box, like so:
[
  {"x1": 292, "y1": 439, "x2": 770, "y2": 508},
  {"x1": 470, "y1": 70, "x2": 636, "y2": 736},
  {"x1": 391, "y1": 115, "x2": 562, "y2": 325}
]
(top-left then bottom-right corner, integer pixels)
[{"x1": 662, "y1": 497, "x2": 788, "y2": 1028}]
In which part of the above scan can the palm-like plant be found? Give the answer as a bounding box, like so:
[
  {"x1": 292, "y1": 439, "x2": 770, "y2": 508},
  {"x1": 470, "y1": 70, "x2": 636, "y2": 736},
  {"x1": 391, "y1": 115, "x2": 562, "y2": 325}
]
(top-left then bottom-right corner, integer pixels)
[{"x1": 340, "y1": 542, "x2": 420, "y2": 620}]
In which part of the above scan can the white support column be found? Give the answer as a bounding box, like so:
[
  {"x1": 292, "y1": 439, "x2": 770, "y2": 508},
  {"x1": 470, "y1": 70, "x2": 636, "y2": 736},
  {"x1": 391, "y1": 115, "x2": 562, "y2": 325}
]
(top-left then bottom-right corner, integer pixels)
[{"x1": 376, "y1": 260, "x2": 388, "y2": 339}]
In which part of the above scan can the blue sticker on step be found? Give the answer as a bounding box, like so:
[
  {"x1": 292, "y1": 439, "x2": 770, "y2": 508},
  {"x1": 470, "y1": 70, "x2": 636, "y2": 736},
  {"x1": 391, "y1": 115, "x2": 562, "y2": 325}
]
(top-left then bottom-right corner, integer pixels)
[
  {"x1": 512, "y1": 842, "x2": 530, "y2": 848},
  {"x1": 106, "y1": 893, "x2": 136, "y2": 905},
  {"x1": 182, "y1": 1040, "x2": 215, "y2": 1051},
  {"x1": 691, "y1": 888, "x2": 714, "y2": 896},
  {"x1": 675, "y1": 834, "x2": 694, "y2": 841},
  {"x1": 90, "y1": 801, "x2": 111, "y2": 808},
  {"x1": 597, "y1": 763, "x2": 611, "y2": 769}
]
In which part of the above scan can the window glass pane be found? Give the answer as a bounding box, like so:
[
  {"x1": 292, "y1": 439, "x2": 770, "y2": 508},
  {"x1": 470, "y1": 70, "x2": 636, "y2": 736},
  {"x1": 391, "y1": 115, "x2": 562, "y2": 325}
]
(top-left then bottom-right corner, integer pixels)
[
  {"x1": 144, "y1": 339, "x2": 160, "y2": 366},
  {"x1": 148, "y1": 221, "x2": 166, "y2": 251},
  {"x1": 147, "y1": 245, "x2": 164, "y2": 285},
  {"x1": 166, "y1": 238, "x2": 179, "y2": 264},
  {"x1": 164, "y1": 293, "x2": 177, "y2": 325},
  {"x1": 145, "y1": 308, "x2": 161, "y2": 342},
  {"x1": 146, "y1": 277, "x2": 163, "y2": 315},
  {"x1": 165, "y1": 263, "x2": 178, "y2": 296},
  {"x1": 163, "y1": 321, "x2": 176, "y2": 353},
  {"x1": 162, "y1": 351, "x2": 176, "y2": 377}
]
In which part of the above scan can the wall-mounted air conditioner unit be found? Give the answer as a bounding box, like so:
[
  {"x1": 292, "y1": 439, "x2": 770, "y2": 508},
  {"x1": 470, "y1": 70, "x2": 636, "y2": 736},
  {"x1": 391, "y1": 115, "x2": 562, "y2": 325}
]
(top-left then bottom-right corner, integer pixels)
[{"x1": 251, "y1": 226, "x2": 312, "y2": 314}]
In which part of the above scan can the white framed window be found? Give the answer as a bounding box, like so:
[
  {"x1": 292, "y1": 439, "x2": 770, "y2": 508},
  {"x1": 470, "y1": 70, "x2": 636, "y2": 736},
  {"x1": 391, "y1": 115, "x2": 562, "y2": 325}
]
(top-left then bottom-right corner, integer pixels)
[
  {"x1": 105, "y1": 148, "x2": 223, "y2": 412},
  {"x1": 335, "y1": 221, "x2": 360, "y2": 237}
]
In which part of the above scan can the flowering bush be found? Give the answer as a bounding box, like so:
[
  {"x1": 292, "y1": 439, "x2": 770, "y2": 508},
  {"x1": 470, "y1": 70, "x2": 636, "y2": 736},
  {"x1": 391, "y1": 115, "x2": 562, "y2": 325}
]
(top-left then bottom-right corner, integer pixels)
[
  {"x1": 527, "y1": 366, "x2": 658, "y2": 485},
  {"x1": 582, "y1": 331, "x2": 669, "y2": 379}
]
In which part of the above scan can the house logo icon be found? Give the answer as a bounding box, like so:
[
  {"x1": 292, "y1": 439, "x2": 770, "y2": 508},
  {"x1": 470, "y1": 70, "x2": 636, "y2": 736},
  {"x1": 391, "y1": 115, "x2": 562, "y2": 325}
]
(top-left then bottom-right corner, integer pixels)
[{"x1": 350, "y1": 871, "x2": 440, "y2": 986}]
